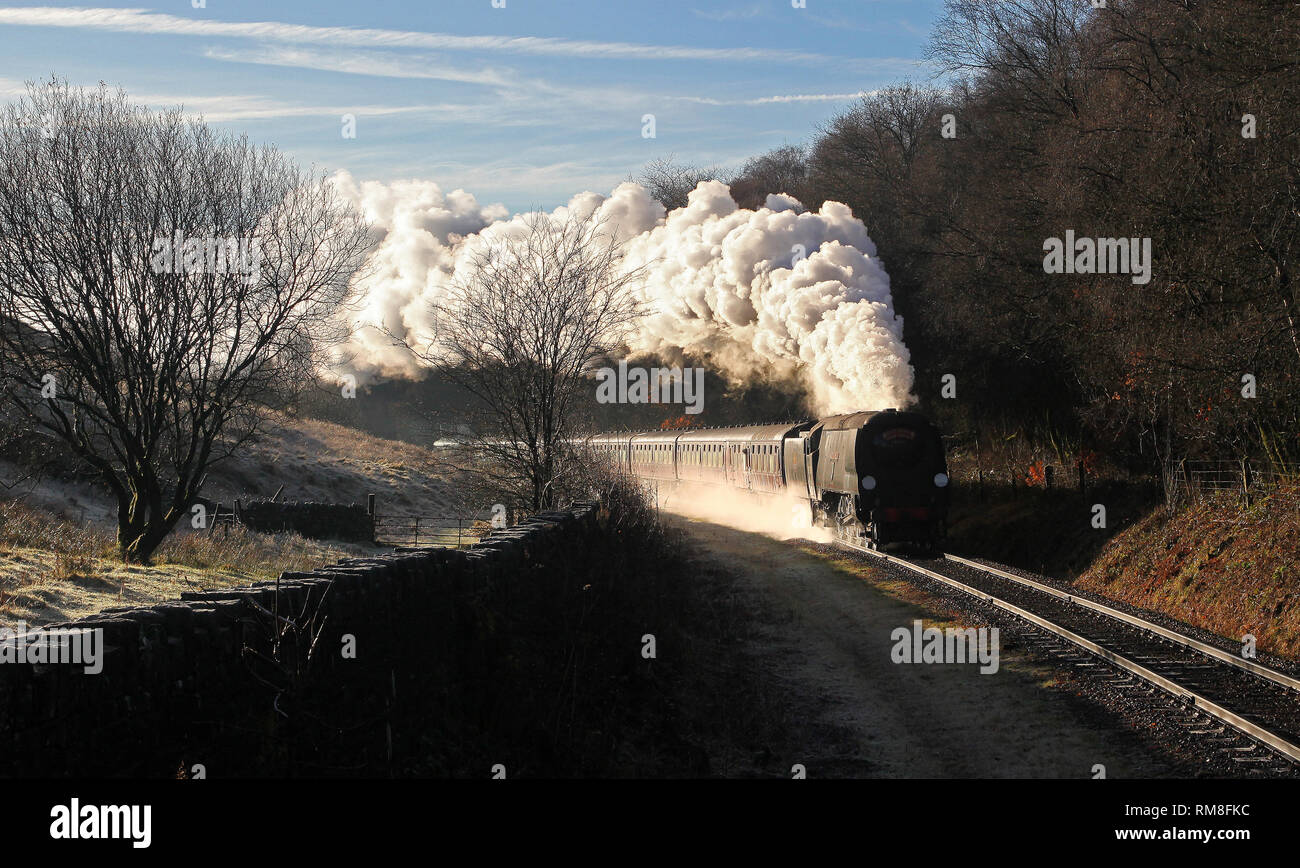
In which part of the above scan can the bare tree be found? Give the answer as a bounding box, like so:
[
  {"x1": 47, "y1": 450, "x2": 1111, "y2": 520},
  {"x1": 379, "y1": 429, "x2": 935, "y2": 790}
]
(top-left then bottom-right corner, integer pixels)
[
  {"x1": 636, "y1": 156, "x2": 723, "y2": 211},
  {"x1": 0, "y1": 79, "x2": 371, "y2": 562},
  {"x1": 812, "y1": 83, "x2": 947, "y2": 198},
  {"x1": 408, "y1": 212, "x2": 646, "y2": 512},
  {"x1": 728, "y1": 145, "x2": 812, "y2": 210},
  {"x1": 927, "y1": 0, "x2": 1095, "y2": 120}
]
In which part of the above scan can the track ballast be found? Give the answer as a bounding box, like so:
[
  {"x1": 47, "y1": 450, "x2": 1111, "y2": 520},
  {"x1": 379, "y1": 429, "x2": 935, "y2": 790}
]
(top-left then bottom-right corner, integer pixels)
[{"x1": 832, "y1": 529, "x2": 1300, "y2": 775}]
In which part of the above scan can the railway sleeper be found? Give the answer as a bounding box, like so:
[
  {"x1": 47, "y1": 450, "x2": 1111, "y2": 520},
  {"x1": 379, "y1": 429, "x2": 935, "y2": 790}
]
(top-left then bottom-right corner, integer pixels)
[{"x1": 841, "y1": 540, "x2": 1300, "y2": 774}]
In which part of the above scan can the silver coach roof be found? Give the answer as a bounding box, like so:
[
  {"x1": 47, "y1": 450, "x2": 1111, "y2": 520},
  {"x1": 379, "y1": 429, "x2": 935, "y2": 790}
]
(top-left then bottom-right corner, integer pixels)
[
  {"x1": 674, "y1": 422, "x2": 810, "y2": 443},
  {"x1": 585, "y1": 420, "x2": 816, "y2": 445}
]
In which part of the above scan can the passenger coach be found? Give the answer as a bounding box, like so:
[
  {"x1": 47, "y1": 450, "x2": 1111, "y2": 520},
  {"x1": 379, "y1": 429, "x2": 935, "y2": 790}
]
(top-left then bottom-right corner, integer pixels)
[{"x1": 583, "y1": 408, "x2": 949, "y2": 550}]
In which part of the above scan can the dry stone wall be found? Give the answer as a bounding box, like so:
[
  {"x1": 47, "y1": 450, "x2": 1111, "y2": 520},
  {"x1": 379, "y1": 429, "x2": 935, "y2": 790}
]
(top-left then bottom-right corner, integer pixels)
[
  {"x1": 235, "y1": 499, "x2": 375, "y2": 543},
  {"x1": 0, "y1": 503, "x2": 601, "y2": 777}
]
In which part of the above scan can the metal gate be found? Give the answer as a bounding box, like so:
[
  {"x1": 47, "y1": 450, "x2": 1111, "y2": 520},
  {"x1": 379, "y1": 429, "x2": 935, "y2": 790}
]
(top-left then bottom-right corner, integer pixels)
[{"x1": 372, "y1": 515, "x2": 486, "y2": 548}]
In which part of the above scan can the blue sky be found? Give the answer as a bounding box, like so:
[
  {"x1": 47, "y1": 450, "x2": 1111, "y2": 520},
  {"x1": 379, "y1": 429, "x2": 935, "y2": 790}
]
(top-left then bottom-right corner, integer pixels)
[{"x1": 0, "y1": 1, "x2": 944, "y2": 210}]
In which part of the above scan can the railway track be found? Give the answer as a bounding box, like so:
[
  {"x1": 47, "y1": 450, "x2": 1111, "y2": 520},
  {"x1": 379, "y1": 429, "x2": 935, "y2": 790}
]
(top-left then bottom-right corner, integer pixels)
[{"x1": 833, "y1": 531, "x2": 1300, "y2": 775}]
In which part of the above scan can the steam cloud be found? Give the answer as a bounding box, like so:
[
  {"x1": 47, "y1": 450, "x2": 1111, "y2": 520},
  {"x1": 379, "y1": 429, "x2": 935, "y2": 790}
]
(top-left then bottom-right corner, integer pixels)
[{"x1": 332, "y1": 171, "x2": 914, "y2": 414}]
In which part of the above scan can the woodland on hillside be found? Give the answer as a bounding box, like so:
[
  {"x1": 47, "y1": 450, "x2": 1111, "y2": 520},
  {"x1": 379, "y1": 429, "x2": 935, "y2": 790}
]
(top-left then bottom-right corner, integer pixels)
[{"x1": 662, "y1": 0, "x2": 1298, "y2": 477}]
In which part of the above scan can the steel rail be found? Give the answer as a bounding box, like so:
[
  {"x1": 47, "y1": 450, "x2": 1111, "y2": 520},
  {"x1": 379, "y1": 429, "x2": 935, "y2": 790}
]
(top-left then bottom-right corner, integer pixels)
[
  {"x1": 942, "y1": 552, "x2": 1300, "y2": 694},
  {"x1": 839, "y1": 538, "x2": 1300, "y2": 765}
]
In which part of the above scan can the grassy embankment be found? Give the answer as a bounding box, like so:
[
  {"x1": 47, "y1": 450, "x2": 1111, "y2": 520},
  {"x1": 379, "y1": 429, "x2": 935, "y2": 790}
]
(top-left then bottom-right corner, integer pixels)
[
  {"x1": 943, "y1": 446, "x2": 1300, "y2": 659},
  {"x1": 1078, "y1": 484, "x2": 1300, "y2": 658},
  {"x1": 0, "y1": 499, "x2": 366, "y2": 628},
  {"x1": 0, "y1": 412, "x2": 458, "y2": 628}
]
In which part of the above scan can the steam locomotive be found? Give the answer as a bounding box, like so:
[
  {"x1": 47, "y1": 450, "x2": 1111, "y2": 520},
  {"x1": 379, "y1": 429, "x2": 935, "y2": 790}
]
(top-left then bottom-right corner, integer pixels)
[{"x1": 588, "y1": 409, "x2": 950, "y2": 550}]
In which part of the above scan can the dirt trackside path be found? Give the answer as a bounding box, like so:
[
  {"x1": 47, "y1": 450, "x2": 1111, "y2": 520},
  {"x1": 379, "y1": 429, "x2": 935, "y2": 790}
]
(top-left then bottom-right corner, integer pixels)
[{"x1": 671, "y1": 516, "x2": 1174, "y2": 778}]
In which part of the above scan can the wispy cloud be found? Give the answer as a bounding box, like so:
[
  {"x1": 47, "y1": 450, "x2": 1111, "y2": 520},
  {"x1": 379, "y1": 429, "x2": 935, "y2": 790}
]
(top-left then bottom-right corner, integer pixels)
[
  {"x1": 896, "y1": 18, "x2": 928, "y2": 37},
  {"x1": 808, "y1": 14, "x2": 874, "y2": 33},
  {"x1": 156, "y1": 96, "x2": 457, "y2": 125},
  {"x1": 203, "y1": 46, "x2": 513, "y2": 88},
  {"x1": 426, "y1": 159, "x2": 631, "y2": 197},
  {"x1": 0, "y1": 7, "x2": 828, "y2": 64},
  {"x1": 0, "y1": 76, "x2": 470, "y2": 123},
  {"x1": 198, "y1": 44, "x2": 872, "y2": 118},
  {"x1": 691, "y1": 4, "x2": 769, "y2": 23},
  {"x1": 673, "y1": 90, "x2": 876, "y2": 106}
]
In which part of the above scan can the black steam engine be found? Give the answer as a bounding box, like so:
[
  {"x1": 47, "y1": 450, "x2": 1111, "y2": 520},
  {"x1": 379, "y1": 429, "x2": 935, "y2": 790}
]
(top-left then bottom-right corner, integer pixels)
[{"x1": 589, "y1": 409, "x2": 950, "y2": 550}]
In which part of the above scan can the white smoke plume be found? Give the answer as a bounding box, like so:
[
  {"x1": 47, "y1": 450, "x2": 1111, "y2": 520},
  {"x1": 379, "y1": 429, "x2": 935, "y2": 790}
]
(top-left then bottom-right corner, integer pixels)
[
  {"x1": 332, "y1": 172, "x2": 914, "y2": 414},
  {"x1": 329, "y1": 172, "x2": 507, "y2": 380}
]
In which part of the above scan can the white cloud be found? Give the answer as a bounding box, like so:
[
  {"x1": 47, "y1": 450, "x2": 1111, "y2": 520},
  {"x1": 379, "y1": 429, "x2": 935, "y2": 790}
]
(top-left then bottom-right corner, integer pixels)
[
  {"x1": 0, "y1": 77, "x2": 464, "y2": 123},
  {"x1": 16, "y1": 77, "x2": 488, "y2": 125},
  {"x1": 674, "y1": 90, "x2": 878, "y2": 106},
  {"x1": 0, "y1": 7, "x2": 827, "y2": 64},
  {"x1": 807, "y1": 14, "x2": 875, "y2": 33},
  {"x1": 691, "y1": 4, "x2": 769, "y2": 22},
  {"x1": 202, "y1": 46, "x2": 514, "y2": 88},
  {"x1": 420, "y1": 161, "x2": 631, "y2": 199},
  {"x1": 202, "y1": 45, "x2": 867, "y2": 123}
]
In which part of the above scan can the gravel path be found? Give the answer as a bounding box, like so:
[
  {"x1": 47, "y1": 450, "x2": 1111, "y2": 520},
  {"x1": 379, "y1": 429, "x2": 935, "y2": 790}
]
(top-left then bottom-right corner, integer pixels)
[{"x1": 673, "y1": 515, "x2": 1178, "y2": 778}]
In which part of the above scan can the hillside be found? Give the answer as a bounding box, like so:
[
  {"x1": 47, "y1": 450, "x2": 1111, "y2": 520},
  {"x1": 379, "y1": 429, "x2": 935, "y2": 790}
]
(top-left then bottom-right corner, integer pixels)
[
  {"x1": 200, "y1": 412, "x2": 462, "y2": 515},
  {"x1": 0, "y1": 413, "x2": 461, "y2": 629},
  {"x1": 1, "y1": 411, "x2": 462, "y2": 523},
  {"x1": 1077, "y1": 482, "x2": 1300, "y2": 659}
]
